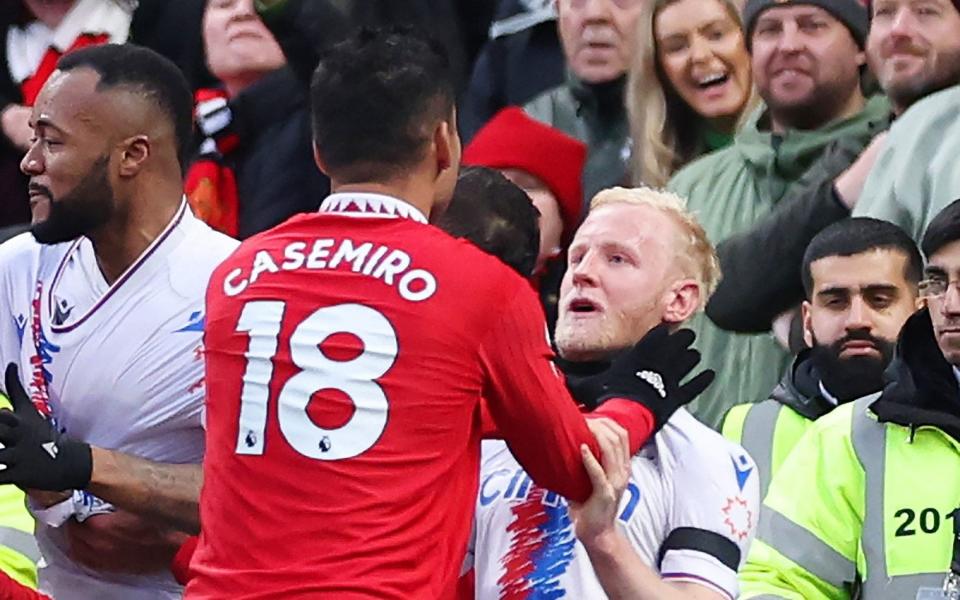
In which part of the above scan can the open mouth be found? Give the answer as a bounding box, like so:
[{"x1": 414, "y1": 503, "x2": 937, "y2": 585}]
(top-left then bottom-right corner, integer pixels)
[
  {"x1": 696, "y1": 72, "x2": 730, "y2": 90},
  {"x1": 568, "y1": 298, "x2": 602, "y2": 314}
]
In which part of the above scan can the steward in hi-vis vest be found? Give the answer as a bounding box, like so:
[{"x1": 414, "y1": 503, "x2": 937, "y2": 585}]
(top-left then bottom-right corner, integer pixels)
[
  {"x1": 741, "y1": 199, "x2": 960, "y2": 599},
  {"x1": 723, "y1": 217, "x2": 921, "y2": 499}
]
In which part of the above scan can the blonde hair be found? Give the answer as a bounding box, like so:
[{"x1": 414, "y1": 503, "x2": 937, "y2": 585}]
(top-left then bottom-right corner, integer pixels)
[
  {"x1": 590, "y1": 186, "x2": 721, "y2": 306},
  {"x1": 627, "y1": 0, "x2": 758, "y2": 188}
]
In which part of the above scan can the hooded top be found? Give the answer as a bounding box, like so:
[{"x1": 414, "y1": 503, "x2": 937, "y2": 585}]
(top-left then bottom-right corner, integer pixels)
[{"x1": 870, "y1": 308, "x2": 960, "y2": 443}]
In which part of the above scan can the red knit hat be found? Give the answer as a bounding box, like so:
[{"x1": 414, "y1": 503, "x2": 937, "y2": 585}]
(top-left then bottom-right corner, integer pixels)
[{"x1": 463, "y1": 107, "x2": 587, "y2": 243}]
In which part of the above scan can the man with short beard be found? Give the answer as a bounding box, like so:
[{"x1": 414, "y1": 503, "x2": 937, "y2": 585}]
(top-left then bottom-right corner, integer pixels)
[
  {"x1": 853, "y1": 0, "x2": 960, "y2": 239},
  {"x1": 706, "y1": 0, "x2": 960, "y2": 339},
  {"x1": 469, "y1": 187, "x2": 758, "y2": 600},
  {"x1": 666, "y1": 0, "x2": 889, "y2": 428},
  {"x1": 722, "y1": 218, "x2": 921, "y2": 498},
  {"x1": 0, "y1": 44, "x2": 238, "y2": 599},
  {"x1": 740, "y1": 198, "x2": 960, "y2": 599}
]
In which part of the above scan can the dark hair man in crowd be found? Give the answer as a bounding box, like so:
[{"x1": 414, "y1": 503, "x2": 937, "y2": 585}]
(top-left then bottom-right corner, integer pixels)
[
  {"x1": 708, "y1": 0, "x2": 960, "y2": 340},
  {"x1": 740, "y1": 199, "x2": 960, "y2": 598},
  {"x1": 436, "y1": 166, "x2": 541, "y2": 278},
  {"x1": 722, "y1": 218, "x2": 921, "y2": 497},
  {"x1": 667, "y1": 0, "x2": 890, "y2": 427}
]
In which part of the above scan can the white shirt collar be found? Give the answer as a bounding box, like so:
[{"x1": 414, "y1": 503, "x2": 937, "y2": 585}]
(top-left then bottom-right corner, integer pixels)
[
  {"x1": 318, "y1": 193, "x2": 428, "y2": 224},
  {"x1": 953, "y1": 367, "x2": 960, "y2": 390},
  {"x1": 819, "y1": 380, "x2": 839, "y2": 406}
]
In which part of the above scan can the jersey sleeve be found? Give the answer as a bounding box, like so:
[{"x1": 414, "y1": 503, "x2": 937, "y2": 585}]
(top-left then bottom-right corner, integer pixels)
[{"x1": 660, "y1": 437, "x2": 760, "y2": 600}]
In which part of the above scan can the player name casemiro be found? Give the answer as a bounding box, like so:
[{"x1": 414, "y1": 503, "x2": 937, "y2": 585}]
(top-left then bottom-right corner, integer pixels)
[{"x1": 222, "y1": 238, "x2": 438, "y2": 302}]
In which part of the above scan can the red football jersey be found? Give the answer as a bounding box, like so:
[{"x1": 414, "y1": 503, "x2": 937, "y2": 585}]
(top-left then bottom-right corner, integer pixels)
[{"x1": 187, "y1": 193, "x2": 650, "y2": 599}]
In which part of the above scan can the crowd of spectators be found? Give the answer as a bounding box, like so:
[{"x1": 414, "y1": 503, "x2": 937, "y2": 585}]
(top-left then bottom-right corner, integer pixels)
[{"x1": 0, "y1": 0, "x2": 959, "y2": 597}]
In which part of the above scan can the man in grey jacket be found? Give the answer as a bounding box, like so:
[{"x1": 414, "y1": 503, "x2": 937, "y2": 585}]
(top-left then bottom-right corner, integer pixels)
[{"x1": 524, "y1": 0, "x2": 643, "y2": 208}]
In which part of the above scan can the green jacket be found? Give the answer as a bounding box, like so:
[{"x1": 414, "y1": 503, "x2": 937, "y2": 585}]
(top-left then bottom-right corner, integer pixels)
[
  {"x1": 667, "y1": 96, "x2": 890, "y2": 428},
  {"x1": 524, "y1": 75, "x2": 629, "y2": 210},
  {"x1": 854, "y1": 84, "x2": 960, "y2": 241},
  {"x1": 722, "y1": 351, "x2": 837, "y2": 499},
  {"x1": 741, "y1": 309, "x2": 960, "y2": 599}
]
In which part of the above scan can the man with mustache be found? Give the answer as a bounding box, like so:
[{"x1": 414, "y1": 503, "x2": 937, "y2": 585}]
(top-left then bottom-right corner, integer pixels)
[
  {"x1": 666, "y1": 0, "x2": 889, "y2": 428},
  {"x1": 740, "y1": 197, "x2": 960, "y2": 599},
  {"x1": 701, "y1": 0, "x2": 960, "y2": 343},
  {"x1": 722, "y1": 217, "x2": 921, "y2": 498},
  {"x1": 0, "y1": 44, "x2": 239, "y2": 599},
  {"x1": 853, "y1": 0, "x2": 960, "y2": 238}
]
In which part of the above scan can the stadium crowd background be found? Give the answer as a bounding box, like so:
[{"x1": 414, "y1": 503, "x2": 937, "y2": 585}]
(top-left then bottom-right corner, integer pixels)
[{"x1": 0, "y1": 0, "x2": 960, "y2": 598}]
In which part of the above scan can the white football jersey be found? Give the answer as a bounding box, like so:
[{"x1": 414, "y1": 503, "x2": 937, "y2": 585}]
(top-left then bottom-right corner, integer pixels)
[
  {"x1": 0, "y1": 202, "x2": 238, "y2": 599},
  {"x1": 470, "y1": 409, "x2": 760, "y2": 600}
]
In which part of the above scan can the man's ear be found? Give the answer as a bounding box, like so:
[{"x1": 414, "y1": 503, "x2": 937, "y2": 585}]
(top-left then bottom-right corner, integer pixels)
[
  {"x1": 662, "y1": 279, "x2": 701, "y2": 324},
  {"x1": 801, "y1": 300, "x2": 814, "y2": 348},
  {"x1": 313, "y1": 141, "x2": 329, "y2": 176},
  {"x1": 118, "y1": 135, "x2": 150, "y2": 177},
  {"x1": 433, "y1": 120, "x2": 453, "y2": 175}
]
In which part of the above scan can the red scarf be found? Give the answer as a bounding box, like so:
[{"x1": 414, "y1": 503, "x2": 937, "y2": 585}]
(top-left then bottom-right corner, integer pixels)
[
  {"x1": 184, "y1": 88, "x2": 241, "y2": 237},
  {"x1": 20, "y1": 33, "x2": 109, "y2": 106}
]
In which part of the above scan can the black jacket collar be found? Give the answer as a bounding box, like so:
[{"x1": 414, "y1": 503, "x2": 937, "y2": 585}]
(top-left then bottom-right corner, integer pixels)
[
  {"x1": 770, "y1": 350, "x2": 836, "y2": 420},
  {"x1": 869, "y1": 309, "x2": 960, "y2": 442}
]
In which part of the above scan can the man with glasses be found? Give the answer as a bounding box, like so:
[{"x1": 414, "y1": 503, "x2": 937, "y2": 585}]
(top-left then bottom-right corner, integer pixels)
[
  {"x1": 722, "y1": 218, "x2": 921, "y2": 499},
  {"x1": 740, "y1": 198, "x2": 960, "y2": 599}
]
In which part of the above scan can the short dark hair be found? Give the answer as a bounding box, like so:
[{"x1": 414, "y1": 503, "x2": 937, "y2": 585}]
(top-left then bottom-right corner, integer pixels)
[
  {"x1": 57, "y1": 44, "x2": 194, "y2": 168},
  {"x1": 436, "y1": 167, "x2": 540, "y2": 277},
  {"x1": 310, "y1": 26, "x2": 455, "y2": 182},
  {"x1": 922, "y1": 199, "x2": 960, "y2": 259},
  {"x1": 802, "y1": 217, "x2": 923, "y2": 296}
]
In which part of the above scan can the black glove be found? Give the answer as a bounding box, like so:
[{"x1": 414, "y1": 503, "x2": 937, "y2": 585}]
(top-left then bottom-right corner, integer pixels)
[
  {"x1": 0, "y1": 364, "x2": 92, "y2": 491},
  {"x1": 585, "y1": 325, "x2": 715, "y2": 431}
]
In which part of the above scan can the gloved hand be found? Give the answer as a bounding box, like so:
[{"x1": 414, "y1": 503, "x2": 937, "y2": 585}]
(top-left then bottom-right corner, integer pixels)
[
  {"x1": 581, "y1": 325, "x2": 715, "y2": 431},
  {"x1": 0, "y1": 364, "x2": 92, "y2": 491}
]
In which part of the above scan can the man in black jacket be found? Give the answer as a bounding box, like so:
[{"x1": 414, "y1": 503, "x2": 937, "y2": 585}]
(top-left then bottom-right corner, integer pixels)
[{"x1": 721, "y1": 217, "x2": 921, "y2": 498}]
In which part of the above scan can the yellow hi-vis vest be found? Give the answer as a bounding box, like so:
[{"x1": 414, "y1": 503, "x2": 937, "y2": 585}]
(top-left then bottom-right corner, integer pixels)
[
  {"x1": 740, "y1": 395, "x2": 959, "y2": 599},
  {"x1": 722, "y1": 399, "x2": 815, "y2": 500},
  {"x1": 0, "y1": 394, "x2": 39, "y2": 589}
]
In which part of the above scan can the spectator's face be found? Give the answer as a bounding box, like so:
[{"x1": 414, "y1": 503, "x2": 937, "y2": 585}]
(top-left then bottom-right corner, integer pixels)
[
  {"x1": 555, "y1": 203, "x2": 686, "y2": 361},
  {"x1": 20, "y1": 69, "x2": 116, "y2": 244},
  {"x1": 655, "y1": 0, "x2": 752, "y2": 124},
  {"x1": 802, "y1": 250, "x2": 916, "y2": 400},
  {"x1": 868, "y1": 0, "x2": 960, "y2": 113},
  {"x1": 501, "y1": 169, "x2": 564, "y2": 273},
  {"x1": 751, "y1": 6, "x2": 864, "y2": 124},
  {"x1": 204, "y1": 0, "x2": 286, "y2": 93},
  {"x1": 558, "y1": 0, "x2": 646, "y2": 83},
  {"x1": 922, "y1": 241, "x2": 960, "y2": 365}
]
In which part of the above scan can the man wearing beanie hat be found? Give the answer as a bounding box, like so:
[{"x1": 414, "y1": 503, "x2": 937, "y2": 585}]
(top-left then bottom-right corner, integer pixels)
[
  {"x1": 665, "y1": 0, "x2": 889, "y2": 428},
  {"x1": 464, "y1": 107, "x2": 587, "y2": 276},
  {"x1": 743, "y1": 0, "x2": 869, "y2": 49},
  {"x1": 708, "y1": 0, "x2": 960, "y2": 340}
]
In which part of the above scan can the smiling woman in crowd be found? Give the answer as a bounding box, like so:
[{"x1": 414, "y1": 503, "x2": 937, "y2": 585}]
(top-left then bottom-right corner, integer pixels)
[{"x1": 628, "y1": 0, "x2": 755, "y2": 187}]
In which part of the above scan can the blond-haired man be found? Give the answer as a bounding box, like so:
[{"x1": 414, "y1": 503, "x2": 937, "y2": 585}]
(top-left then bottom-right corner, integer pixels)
[{"x1": 467, "y1": 187, "x2": 759, "y2": 600}]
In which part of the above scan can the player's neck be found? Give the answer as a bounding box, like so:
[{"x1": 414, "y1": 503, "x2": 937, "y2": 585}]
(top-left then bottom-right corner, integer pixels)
[
  {"x1": 330, "y1": 181, "x2": 436, "y2": 221},
  {"x1": 88, "y1": 192, "x2": 181, "y2": 285}
]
